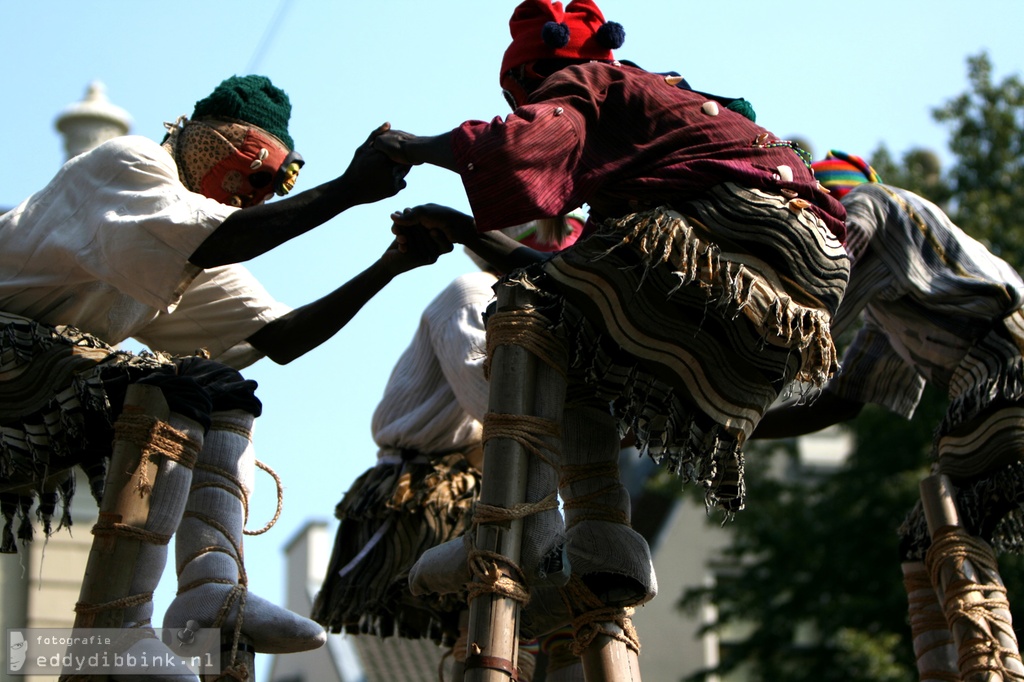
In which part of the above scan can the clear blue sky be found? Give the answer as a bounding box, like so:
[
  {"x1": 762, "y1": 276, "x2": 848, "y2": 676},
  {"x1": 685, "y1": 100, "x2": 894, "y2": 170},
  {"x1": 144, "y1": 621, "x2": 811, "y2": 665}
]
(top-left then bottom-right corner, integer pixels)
[{"x1": 3, "y1": 0, "x2": 1022, "y2": 675}]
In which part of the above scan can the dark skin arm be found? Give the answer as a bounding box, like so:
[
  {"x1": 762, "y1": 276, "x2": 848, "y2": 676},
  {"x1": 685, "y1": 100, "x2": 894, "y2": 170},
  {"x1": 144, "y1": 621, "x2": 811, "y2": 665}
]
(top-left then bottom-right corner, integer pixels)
[
  {"x1": 189, "y1": 123, "x2": 411, "y2": 268},
  {"x1": 247, "y1": 226, "x2": 452, "y2": 364},
  {"x1": 372, "y1": 130, "x2": 458, "y2": 173},
  {"x1": 750, "y1": 390, "x2": 864, "y2": 440},
  {"x1": 390, "y1": 204, "x2": 550, "y2": 273}
]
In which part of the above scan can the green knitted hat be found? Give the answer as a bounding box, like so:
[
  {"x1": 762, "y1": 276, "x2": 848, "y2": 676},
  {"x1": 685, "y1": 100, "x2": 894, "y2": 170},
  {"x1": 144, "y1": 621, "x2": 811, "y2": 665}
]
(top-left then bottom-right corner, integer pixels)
[{"x1": 192, "y1": 75, "x2": 294, "y2": 150}]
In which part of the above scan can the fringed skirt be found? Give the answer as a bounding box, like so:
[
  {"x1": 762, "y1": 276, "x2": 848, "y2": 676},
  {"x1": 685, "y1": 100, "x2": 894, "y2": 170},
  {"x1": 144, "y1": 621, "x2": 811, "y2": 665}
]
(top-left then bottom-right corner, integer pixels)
[
  {"x1": 902, "y1": 308, "x2": 1024, "y2": 557},
  {"x1": 523, "y1": 183, "x2": 850, "y2": 513},
  {"x1": 0, "y1": 311, "x2": 173, "y2": 552},
  {"x1": 311, "y1": 450, "x2": 482, "y2": 644}
]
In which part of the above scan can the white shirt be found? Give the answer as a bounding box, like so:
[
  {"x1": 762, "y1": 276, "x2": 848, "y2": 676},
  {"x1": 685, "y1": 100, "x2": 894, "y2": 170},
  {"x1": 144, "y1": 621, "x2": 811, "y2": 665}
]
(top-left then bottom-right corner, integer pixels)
[
  {"x1": 0, "y1": 135, "x2": 291, "y2": 369},
  {"x1": 371, "y1": 271, "x2": 497, "y2": 458}
]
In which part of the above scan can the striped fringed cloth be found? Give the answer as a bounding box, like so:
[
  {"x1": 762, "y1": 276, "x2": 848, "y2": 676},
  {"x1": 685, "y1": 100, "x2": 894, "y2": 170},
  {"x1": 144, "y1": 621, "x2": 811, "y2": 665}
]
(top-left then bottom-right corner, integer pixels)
[
  {"x1": 901, "y1": 466, "x2": 1024, "y2": 562},
  {"x1": 311, "y1": 451, "x2": 481, "y2": 645},
  {"x1": 899, "y1": 310, "x2": 1024, "y2": 560},
  {"x1": 0, "y1": 311, "x2": 172, "y2": 553},
  {"x1": 530, "y1": 184, "x2": 849, "y2": 514}
]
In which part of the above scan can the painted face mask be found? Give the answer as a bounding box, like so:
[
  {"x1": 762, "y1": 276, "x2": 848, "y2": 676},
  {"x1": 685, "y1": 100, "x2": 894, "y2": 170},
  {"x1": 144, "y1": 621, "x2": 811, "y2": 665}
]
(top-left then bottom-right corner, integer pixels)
[{"x1": 175, "y1": 119, "x2": 304, "y2": 208}]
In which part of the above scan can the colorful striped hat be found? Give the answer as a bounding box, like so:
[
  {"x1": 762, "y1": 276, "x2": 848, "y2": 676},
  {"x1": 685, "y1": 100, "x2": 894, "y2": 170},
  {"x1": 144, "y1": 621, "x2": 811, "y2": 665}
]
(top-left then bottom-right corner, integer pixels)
[{"x1": 811, "y1": 150, "x2": 882, "y2": 198}]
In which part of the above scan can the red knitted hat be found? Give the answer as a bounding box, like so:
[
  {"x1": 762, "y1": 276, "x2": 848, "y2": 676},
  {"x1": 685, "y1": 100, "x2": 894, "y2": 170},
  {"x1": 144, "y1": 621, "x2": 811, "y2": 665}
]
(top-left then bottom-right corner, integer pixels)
[{"x1": 500, "y1": 0, "x2": 625, "y2": 80}]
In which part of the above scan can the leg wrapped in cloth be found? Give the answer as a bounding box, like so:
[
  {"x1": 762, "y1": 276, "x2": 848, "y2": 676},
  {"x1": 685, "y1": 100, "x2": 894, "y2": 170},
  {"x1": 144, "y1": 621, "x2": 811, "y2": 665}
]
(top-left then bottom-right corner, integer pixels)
[
  {"x1": 163, "y1": 409, "x2": 325, "y2": 655},
  {"x1": 560, "y1": 403, "x2": 656, "y2": 607},
  {"x1": 409, "y1": 301, "x2": 568, "y2": 599}
]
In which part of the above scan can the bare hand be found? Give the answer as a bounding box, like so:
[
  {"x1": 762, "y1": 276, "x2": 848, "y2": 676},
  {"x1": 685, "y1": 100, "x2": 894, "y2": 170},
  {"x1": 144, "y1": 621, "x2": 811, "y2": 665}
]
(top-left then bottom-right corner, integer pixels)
[
  {"x1": 373, "y1": 128, "x2": 420, "y2": 165},
  {"x1": 342, "y1": 123, "x2": 411, "y2": 204},
  {"x1": 382, "y1": 224, "x2": 453, "y2": 275},
  {"x1": 390, "y1": 204, "x2": 478, "y2": 246}
]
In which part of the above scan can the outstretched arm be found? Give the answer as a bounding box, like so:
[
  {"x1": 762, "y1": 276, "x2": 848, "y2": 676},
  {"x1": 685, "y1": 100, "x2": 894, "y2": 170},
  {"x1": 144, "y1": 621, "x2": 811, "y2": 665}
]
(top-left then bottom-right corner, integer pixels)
[
  {"x1": 246, "y1": 226, "x2": 452, "y2": 364},
  {"x1": 189, "y1": 123, "x2": 411, "y2": 268},
  {"x1": 751, "y1": 390, "x2": 864, "y2": 440},
  {"x1": 390, "y1": 204, "x2": 549, "y2": 273}
]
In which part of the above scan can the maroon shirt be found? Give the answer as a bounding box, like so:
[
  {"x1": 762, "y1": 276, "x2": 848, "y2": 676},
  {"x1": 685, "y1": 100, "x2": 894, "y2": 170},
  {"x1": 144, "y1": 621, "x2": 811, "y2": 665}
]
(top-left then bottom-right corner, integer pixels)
[{"x1": 451, "y1": 62, "x2": 846, "y2": 242}]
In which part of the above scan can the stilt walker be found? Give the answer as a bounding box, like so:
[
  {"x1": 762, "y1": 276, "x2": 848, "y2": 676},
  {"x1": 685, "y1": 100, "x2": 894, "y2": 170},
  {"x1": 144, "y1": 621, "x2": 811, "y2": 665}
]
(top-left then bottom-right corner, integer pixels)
[
  {"x1": 753, "y1": 152, "x2": 1024, "y2": 680},
  {"x1": 375, "y1": 0, "x2": 850, "y2": 678},
  {"x1": 0, "y1": 70, "x2": 434, "y2": 682},
  {"x1": 558, "y1": 404, "x2": 646, "y2": 681}
]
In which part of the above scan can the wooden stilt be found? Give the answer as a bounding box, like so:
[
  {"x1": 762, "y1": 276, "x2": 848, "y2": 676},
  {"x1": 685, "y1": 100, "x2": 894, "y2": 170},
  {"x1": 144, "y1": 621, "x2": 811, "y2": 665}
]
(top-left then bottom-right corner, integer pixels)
[
  {"x1": 901, "y1": 559, "x2": 959, "y2": 680},
  {"x1": 464, "y1": 282, "x2": 560, "y2": 682},
  {"x1": 449, "y1": 610, "x2": 469, "y2": 682},
  {"x1": 920, "y1": 474, "x2": 1024, "y2": 681},
  {"x1": 60, "y1": 385, "x2": 169, "y2": 682},
  {"x1": 579, "y1": 624, "x2": 641, "y2": 682},
  {"x1": 464, "y1": 279, "x2": 644, "y2": 682},
  {"x1": 73, "y1": 384, "x2": 167, "y2": 630}
]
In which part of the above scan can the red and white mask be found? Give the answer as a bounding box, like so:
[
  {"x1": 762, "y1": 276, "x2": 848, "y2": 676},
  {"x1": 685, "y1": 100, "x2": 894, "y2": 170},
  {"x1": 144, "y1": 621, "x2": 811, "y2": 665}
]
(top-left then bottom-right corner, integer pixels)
[{"x1": 174, "y1": 119, "x2": 304, "y2": 208}]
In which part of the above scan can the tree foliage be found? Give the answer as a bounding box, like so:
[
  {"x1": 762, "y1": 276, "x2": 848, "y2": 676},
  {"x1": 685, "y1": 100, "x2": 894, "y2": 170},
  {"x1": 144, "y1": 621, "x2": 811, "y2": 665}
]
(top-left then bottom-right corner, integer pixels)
[
  {"x1": 869, "y1": 145, "x2": 952, "y2": 208},
  {"x1": 936, "y1": 52, "x2": 1024, "y2": 266},
  {"x1": 677, "y1": 52, "x2": 1024, "y2": 682},
  {"x1": 680, "y1": 392, "x2": 942, "y2": 682}
]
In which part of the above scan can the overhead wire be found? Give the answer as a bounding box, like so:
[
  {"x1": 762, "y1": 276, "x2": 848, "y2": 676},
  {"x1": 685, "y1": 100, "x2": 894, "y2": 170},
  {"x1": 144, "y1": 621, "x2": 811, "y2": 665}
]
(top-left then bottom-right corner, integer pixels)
[{"x1": 245, "y1": 0, "x2": 293, "y2": 74}]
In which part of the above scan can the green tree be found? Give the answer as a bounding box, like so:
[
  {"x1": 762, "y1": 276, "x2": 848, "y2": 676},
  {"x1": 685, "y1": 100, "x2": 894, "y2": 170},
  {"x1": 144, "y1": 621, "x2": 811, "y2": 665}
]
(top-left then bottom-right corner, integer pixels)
[
  {"x1": 870, "y1": 145, "x2": 952, "y2": 208},
  {"x1": 677, "y1": 52, "x2": 1024, "y2": 682},
  {"x1": 935, "y1": 52, "x2": 1024, "y2": 266},
  {"x1": 680, "y1": 393, "x2": 942, "y2": 682}
]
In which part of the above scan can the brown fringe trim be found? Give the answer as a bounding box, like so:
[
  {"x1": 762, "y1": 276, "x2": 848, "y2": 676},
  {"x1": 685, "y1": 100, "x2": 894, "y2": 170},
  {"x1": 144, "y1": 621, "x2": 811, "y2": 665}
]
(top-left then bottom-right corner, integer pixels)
[{"x1": 599, "y1": 207, "x2": 839, "y2": 386}]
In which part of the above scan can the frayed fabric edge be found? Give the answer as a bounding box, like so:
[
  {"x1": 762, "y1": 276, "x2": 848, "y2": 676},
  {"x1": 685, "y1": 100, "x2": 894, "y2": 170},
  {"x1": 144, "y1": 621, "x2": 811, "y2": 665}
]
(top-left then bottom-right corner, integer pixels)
[
  {"x1": 942, "y1": 355, "x2": 1024, "y2": 436},
  {"x1": 598, "y1": 207, "x2": 839, "y2": 388}
]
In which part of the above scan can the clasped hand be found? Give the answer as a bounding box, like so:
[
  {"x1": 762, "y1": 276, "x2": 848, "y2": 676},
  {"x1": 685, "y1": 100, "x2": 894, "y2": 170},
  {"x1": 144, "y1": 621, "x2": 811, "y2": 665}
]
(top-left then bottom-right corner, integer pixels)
[
  {"x1": 390, "y1": 205, "x2": 477, "y2": 255},
  {"x1": 343, "y1": 123, "x2": 412, "y2": 203}
]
